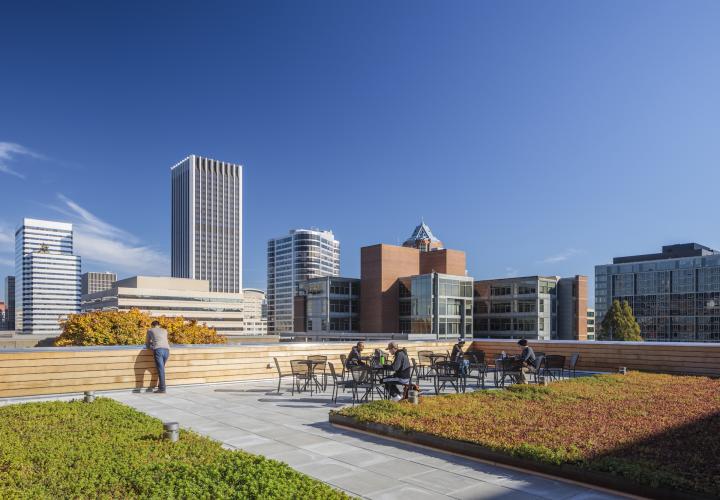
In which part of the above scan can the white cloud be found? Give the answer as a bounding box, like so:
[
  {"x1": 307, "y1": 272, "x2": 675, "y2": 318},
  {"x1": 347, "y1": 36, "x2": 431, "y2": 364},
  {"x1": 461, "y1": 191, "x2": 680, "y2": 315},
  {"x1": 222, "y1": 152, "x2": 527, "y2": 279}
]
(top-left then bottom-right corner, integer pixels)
[
  {"x1": 505, "y1": 267, "x2": 519, "y2": 277},
  {"x1": 55, "y1": 194, "x2": 169, "y2": 276},
  {"x1": 539, "y1": 248, "x2": 582, "y2": 264},
  {"x1": 0, "y1": 142, "x2": 43, "y2": 179},
  {"x1": 0, "y1": 224, "x2": 13, "y2": 251}
]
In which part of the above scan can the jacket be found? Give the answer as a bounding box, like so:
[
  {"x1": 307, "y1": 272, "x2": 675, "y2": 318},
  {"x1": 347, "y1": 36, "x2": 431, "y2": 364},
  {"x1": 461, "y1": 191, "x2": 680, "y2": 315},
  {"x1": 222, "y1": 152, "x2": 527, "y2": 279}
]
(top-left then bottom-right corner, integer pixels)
[{"x1": 387, "y1": 349, "x2": 411, "y2": 380}]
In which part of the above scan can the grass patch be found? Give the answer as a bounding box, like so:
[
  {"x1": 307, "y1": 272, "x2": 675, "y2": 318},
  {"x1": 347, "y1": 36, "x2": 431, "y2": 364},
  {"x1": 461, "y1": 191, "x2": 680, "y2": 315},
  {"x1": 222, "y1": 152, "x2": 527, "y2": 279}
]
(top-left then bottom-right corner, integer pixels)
[
  {"x1": 335, "y1": 372, "x2": 720, "y2": 496},
  {"x1": 0, "y1": 398, "x2": 347, "y2": 499}
]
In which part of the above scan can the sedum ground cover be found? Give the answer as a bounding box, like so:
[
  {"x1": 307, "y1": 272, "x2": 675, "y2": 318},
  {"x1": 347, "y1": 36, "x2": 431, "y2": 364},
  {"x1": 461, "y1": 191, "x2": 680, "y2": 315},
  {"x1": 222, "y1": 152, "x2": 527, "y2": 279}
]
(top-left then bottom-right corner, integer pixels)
[
  {"x1": 0, "y1": 398, "x2": 346, "y2": 499},
  {"x1": 336, "y1": 372, "x2": 720, "y2": 497}
]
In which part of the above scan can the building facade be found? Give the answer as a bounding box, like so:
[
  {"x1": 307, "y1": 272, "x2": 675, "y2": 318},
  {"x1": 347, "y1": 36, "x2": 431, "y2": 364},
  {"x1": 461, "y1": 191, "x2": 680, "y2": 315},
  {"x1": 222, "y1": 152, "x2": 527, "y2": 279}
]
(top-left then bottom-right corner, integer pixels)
[
  {"x1": 266, "y1": 229, "x2": 340, "y2": 334},
  {"x1": 4, "y1": 276, "x2": 15, "y2": 331},
  {"x1": 0, "y1": 301, "x2": 5, "y2": 330},
  {"x1": 81, "y1": 272, "x2": 117, "y2": 295},
  {"x1": 293, "y1": 277, "x2": 360, "y2": 337},
  {"x1": 82, "y1": 276, "x2": 248, "y2": 336},
  {"x1": 171, "y1": 155, "x2": 243, "y2": 293},
  {"x1": 360, "y1": 222, "x2": 468, "y2": 336},
  {"x1": 595, "y1": 243, "x2": 720, "y2": 342},
  {"x1": 473, "y1": 275, "x2": 588, "y2": 340},
  {"x1": 15, "y1": 219, "x2": 81, "y2": 335},
  {"x1": 241, "y1": 288, "x2": 268, "y2": 336},
  {"x1": 398, "y1": 273, "x2": 473, "y2": 338},
  {"x1": 587, "y1": 308, "x2": 596, "y2": 340}
]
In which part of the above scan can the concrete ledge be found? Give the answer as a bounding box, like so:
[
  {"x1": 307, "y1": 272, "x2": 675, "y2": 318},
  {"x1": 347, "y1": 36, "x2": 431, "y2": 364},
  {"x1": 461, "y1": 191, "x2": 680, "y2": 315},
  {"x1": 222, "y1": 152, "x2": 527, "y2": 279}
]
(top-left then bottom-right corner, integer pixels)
[{"x1": 328, "y1": 413, "x2": 708, "y2": 500}]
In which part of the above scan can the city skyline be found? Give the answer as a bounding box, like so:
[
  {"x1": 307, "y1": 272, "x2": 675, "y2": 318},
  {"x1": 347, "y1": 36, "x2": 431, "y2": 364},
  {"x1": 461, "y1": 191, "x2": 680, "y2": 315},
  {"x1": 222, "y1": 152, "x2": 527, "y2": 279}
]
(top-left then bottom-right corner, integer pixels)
[{"x1": 3, "y1": 2, "x2": 720, "y2": 300}]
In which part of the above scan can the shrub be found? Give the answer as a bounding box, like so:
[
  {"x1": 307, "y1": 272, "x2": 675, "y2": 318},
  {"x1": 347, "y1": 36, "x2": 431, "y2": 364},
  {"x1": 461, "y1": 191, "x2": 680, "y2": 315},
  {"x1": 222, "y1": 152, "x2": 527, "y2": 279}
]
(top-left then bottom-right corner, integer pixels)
[
  {"x1": 0, "y1": 398, "x2": 345, "y2": 499},
  {"x1": 55, "y1": 309, "x2": 227, "y2": 346}
]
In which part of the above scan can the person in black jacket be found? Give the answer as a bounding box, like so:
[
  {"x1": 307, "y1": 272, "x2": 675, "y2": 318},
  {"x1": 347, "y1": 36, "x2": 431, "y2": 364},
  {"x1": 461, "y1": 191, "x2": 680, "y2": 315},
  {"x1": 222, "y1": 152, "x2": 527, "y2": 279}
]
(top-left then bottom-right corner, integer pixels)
[
  {"x1": 450, "y1": 338, "x2": 469, "y2": 374},
  {"x1": 382, "y1": 341, "x2": 411, "y2": 401},
  {"x1": 345, "y1": 342, "x2": 366, "y2": 368}
]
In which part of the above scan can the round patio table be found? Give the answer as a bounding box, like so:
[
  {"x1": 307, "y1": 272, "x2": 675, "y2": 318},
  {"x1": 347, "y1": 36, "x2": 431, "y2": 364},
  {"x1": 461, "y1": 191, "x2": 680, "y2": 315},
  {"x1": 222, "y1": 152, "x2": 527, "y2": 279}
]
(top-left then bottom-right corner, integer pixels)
[{"x1": 295, "y1": 359, "x2": 325, "y2": 395}]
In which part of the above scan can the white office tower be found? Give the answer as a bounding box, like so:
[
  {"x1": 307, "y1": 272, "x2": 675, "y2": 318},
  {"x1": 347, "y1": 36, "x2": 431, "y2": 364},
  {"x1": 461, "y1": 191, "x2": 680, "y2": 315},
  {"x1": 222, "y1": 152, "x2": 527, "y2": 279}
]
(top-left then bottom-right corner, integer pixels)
[
  {"x1": 15, "y1": 219, "x2": 81, "y2": 335},
  {"x1": 171, "y1": 155, "x2": 243, "y2": 293},
  {"x1": 267, "y1": 229, "x2": 340, "y2": 334}
]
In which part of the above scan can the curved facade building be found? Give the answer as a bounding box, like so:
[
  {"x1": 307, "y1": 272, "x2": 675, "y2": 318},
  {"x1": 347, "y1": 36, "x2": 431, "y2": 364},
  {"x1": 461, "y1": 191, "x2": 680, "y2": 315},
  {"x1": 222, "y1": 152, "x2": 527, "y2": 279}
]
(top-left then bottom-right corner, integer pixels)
[{"x1": 267, "y1": 229, "x2": 339, "y2": 334}]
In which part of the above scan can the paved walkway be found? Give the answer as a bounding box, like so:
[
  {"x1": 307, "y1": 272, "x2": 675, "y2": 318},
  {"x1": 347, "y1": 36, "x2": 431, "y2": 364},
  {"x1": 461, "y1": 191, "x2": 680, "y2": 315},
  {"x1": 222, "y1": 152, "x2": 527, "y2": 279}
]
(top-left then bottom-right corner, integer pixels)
[{"x1": 99, "y1": 379, "x2": 622, "y2": 500}]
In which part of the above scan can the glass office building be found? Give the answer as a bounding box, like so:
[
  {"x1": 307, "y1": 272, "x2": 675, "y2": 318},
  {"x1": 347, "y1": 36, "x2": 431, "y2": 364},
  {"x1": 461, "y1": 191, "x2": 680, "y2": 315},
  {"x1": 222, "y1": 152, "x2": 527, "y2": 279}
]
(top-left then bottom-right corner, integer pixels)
[
  {"x1": 267, "y1": 229, "x2": 340, "y2": 334},
  {"x1": 398, "y1": 272, "x2": 473, "y2": 339},
  {"x1": 295, "y1": 277, "x2": 360, "y2": 336},
  {"x1": 15, "y1": 219, "x2": 81, "y2": 335},
  {"x1": 595, "y1": 243, "x2": 720, "y2": 342}
]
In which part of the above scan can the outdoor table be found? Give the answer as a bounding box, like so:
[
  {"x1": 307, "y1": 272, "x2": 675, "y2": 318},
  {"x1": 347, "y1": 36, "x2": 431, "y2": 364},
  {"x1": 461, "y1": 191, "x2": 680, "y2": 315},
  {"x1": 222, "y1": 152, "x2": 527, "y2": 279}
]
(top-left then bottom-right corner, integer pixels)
[
  {"x1": 296, "y1": 359, "x2": 325, "y2": 395},
  {"x1": 426, "y1": 353, "x2": 448, "y2": 377},
  {"x1": 370, "y1": 365, "x2": 394, "y2": 399}
]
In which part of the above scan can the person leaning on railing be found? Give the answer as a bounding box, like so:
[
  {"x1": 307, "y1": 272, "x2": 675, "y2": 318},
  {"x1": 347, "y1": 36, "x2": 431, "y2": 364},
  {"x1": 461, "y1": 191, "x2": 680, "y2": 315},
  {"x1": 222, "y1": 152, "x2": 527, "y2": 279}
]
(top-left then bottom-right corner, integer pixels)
[
  {"x1": 516, "y1": 339, "x2": 536, "y2": 384},
  {"x1": 146, "y1": 320, "x2": 170, "y2": 394},
  {"x1": 382, "y1": 341, "x2": 412, "y2": 401}
]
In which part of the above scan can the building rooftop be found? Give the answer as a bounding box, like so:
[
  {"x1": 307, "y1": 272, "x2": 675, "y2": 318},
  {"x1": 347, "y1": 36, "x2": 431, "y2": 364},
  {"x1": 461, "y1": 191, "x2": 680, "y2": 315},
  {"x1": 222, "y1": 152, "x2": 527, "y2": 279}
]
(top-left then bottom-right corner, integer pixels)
[
  {"x1": 403, "y1": 221, "x2": 443, "y2": 250},
  {"x1": 612, "y1": 243, "x2": 719, "y2": 264}
]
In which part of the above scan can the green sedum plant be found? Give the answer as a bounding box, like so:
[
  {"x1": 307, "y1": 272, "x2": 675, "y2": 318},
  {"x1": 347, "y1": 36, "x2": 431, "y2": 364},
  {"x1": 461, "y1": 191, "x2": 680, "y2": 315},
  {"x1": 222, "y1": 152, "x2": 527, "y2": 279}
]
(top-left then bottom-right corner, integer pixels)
[{"x1": 0, "y1": 398, "x2": 346, "y2": 499}]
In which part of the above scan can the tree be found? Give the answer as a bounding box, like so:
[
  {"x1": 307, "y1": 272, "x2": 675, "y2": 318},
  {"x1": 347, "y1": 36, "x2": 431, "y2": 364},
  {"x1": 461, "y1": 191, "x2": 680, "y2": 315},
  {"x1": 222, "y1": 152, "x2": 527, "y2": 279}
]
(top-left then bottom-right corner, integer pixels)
[{"x1": 599, "y1": 299, "x2": 643, "y2": 341}]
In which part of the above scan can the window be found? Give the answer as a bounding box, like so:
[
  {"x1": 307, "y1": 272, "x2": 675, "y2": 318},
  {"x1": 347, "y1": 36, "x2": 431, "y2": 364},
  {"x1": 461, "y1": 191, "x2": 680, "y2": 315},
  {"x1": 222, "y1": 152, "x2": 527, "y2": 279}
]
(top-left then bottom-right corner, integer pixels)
[
  {"x1": 491, "y1": 302, "x2": 511, "y2": 313},
  {"x1": 518, "y1": 286, "x2": 536, "y2": 295},
  {"x1": 491, "y1": 286, "x2": 512, "y2": 296},
  {"x1": 518, "y1": 301, "x2": 536, "y2": 313}
]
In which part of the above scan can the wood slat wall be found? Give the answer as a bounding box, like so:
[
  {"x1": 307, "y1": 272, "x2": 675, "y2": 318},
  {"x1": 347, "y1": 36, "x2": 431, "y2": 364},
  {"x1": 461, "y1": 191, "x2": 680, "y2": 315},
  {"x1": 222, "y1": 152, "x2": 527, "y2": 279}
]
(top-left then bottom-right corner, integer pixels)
[
  {"x1": 0, "y1": 340, "x2": 718, "y2": 398},
  {"x1": 0, "y1": 341, "x2": 455, "y2": 398},
  {"x1": 468, "y1": 340, "x2": 720, "y2": 376}
]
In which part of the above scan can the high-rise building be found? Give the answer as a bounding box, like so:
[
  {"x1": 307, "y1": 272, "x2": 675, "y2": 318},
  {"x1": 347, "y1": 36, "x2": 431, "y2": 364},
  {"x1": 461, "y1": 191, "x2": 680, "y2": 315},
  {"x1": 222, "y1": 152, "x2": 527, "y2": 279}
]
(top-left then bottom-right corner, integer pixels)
[
  {"x1": 0, "y1": 301, "x2": 6, "y2": 330},
  {"x1": 473, "y1": 275, "x2": 588, "y2": 340},
  {"x1": 171, "y1": 155, "x2": 242, "y2": 293},
  {"x1": 267, "y1": 229, "x2": 340, "y2": 334},
  {"x1": 241, "y1": 288, "x2": 268, "y2": 336},
  {"x1": 595, "y1": 243, "x2": 720, "y2": 342},
  {"x1": 4, "y1": 276, "x2": 15, "y2": 331},
  {"x1": 15, "y1": 219, "x2": 81, "y2": 335},
  {"x1": 81, "y1": 272, "x2": 117, "y2": 295}
]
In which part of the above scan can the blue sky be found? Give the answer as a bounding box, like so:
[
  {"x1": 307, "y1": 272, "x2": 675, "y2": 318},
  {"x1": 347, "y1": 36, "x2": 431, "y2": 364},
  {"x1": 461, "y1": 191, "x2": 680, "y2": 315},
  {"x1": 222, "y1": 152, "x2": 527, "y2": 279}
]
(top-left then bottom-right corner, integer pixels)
[{"x1": 1, "y1": 1, "x2": 720, "y2": 301}]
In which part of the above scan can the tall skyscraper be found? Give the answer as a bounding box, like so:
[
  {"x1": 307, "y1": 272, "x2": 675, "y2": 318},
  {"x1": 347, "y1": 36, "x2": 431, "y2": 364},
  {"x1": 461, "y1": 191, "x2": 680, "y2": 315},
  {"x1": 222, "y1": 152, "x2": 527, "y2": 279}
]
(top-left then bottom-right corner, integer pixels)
[
  {"x1": 4, "y1": 276, "x2": 15, "y2": 331},
  {"x1": 15, "y1": 219, "x2": 81, "y2": 335},
  {"x1": 171, "y1": 155, "x2": 243, "y2": 293},
  {"x1": 267, "y1": 229, "x2": 340, "y2": 334},
  {"x1": 81, "y1": 271, "x2": 117, "y2": 295}
]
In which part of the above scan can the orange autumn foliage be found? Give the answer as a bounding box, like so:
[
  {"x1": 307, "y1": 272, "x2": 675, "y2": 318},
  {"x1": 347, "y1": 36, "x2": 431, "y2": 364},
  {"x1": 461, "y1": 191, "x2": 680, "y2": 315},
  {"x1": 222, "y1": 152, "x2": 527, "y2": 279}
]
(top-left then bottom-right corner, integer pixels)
[{"x1": 55, "y1": 308, "x2": 226, "y2": 346}]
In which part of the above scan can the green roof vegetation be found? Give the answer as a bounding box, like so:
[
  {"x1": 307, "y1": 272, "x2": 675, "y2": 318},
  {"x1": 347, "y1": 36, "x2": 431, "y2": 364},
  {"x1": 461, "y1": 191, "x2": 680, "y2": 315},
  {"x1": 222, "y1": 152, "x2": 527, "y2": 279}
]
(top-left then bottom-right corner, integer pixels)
[
  {"x1": 0, "y1": 398, "x2": 346, "y2": 499},
  {"x1": 335, "y1": 372, "x2": 720, "y2": 497}
]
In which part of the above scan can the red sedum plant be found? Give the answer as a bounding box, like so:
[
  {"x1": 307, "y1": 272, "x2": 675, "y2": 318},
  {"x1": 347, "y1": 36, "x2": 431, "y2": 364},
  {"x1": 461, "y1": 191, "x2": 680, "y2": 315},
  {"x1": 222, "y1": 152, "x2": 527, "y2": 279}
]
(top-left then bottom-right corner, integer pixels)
[{"x1": 337, "y1": 372, "x2": 720, "y2": 497}]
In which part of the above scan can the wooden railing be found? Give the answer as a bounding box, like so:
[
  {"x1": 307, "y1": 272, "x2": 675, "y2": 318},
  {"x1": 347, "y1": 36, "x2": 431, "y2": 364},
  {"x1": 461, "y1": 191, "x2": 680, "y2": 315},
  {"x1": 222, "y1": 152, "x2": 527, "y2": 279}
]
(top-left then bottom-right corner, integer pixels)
[
  {"x1": 468, "y1": 340, "x2": 720, "y2": 377},
  {"x1": 0, "y1": 340, "x2": 718, "y2": 398},
  {"x1": 0, "y1": 341, "x2": 455, "y2": 398}
]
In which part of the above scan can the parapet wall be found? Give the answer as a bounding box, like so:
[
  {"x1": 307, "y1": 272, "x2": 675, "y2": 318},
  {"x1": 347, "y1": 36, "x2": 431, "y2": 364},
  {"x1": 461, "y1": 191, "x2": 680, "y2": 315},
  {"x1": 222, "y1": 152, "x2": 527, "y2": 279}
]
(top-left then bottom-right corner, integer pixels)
[{"x1": 1, "y1": 339, "x2": 718, "y2": 398}]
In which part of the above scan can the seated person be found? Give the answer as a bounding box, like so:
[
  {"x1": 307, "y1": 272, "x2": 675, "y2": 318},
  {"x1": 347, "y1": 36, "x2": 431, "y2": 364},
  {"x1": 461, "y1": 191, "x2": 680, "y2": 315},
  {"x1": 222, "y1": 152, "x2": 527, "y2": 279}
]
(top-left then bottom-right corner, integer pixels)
[
  {"x1": 450, "y1": 338, "x2": 469, "y2": 374},
  {"x1": 516, "y1": 339, "x2": 537, "y2": 384},
  {"x1": 382, "y1": 341, "x2": 411, "y2": 401},
  {"x1": 345, "y1": 342, "x2": 366, "y2": 368}
]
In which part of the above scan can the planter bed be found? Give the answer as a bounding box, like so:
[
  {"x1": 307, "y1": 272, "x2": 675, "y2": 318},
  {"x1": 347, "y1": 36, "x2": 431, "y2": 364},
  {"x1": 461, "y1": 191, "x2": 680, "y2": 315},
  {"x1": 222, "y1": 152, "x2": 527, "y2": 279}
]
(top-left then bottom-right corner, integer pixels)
[
  {"x1": 331, "y1": 372, "x2": 720, "y2": 499},
  {"x1": 0, "y1": 398, "x2": 347, "y2": 499}
]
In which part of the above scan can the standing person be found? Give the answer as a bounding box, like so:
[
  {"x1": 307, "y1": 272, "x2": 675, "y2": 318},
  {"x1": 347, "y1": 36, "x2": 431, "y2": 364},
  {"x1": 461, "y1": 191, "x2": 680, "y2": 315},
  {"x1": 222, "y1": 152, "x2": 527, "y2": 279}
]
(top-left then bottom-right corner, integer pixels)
[
  {"x1": 516, "y1": 339, "x2": 536, "y2": 384},
  {"x1": 345, "y1": 342, "x2": 366, "y2": 368},
  {"x1": 146, "y1": 320, "x2": 170, "y2": 393},
  {"x1": 382, "y1": 341, "x2": 411, "y2": 401}
]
